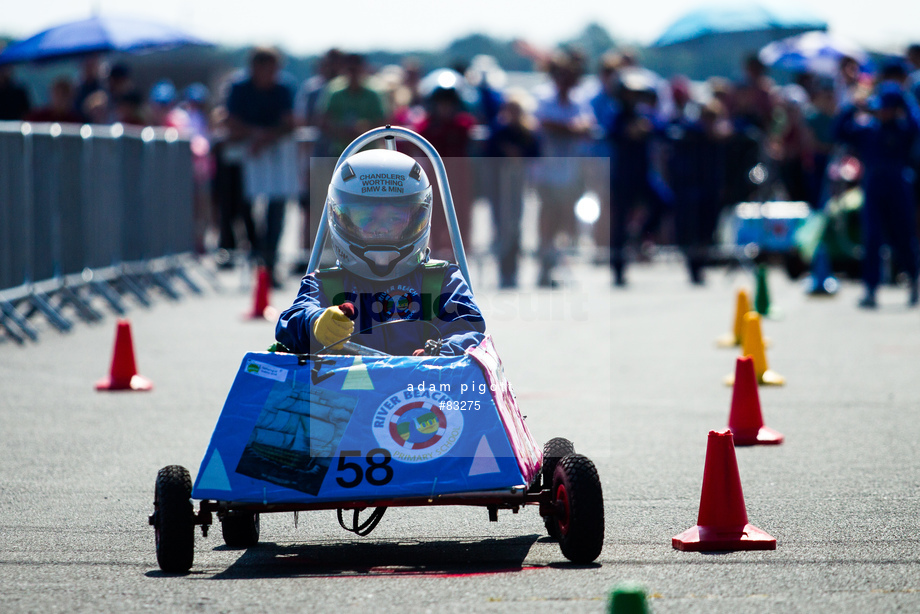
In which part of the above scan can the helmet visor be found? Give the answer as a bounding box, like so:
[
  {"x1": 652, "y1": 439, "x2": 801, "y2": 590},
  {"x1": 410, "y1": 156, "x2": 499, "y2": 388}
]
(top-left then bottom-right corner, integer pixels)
[{"x1": 328, "y1": 186, "x2": 432, "y2": 246}]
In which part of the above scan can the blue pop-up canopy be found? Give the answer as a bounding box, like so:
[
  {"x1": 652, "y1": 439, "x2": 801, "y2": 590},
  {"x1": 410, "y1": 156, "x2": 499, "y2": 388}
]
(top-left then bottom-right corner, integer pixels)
[
  {"x1": 653, "y1": 4, "x2": 827, "y2": 47},
  {"x1": 759, "y1": 31, "x2": 868, "y2": 76},
  {"x1": 0, "y1": 15, "x2": 211, "y2": 65}
]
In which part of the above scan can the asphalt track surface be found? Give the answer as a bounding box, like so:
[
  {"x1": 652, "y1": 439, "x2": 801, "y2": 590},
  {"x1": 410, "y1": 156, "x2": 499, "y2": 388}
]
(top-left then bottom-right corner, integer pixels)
[{"x1": 2, "y1": 255, "x2": 920, "y2": 613}]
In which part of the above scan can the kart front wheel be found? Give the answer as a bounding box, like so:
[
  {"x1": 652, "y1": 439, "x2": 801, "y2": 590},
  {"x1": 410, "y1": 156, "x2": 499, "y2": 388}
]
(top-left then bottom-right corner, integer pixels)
[
  {"x1": 221, "y1": 511, "x2": 260, "y2": 548},
  {"x1": 552, "y1": 454, "x2": 604, "y2": 563},
  {"x1": 153, "y1": 465, "x2": 195, "y2": 573},
  {"x1": 542, "y1": 437, "x2": 575, "y2": 539}
]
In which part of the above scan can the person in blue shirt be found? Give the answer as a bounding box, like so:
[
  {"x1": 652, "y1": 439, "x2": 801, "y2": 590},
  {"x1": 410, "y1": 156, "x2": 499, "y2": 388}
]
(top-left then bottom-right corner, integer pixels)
[
  {"x1": 276, "y1": 148, "x2": 486, "y2": 356},
  {"x1": 834, "y1": 82, "x2": 920, "y2": 307}
]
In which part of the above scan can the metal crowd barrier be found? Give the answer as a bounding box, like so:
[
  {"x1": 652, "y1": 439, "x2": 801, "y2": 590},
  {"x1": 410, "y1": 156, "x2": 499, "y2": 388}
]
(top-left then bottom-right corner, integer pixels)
[{"x1": 0, "y1": 120, "x2": 211, "y2": 344}]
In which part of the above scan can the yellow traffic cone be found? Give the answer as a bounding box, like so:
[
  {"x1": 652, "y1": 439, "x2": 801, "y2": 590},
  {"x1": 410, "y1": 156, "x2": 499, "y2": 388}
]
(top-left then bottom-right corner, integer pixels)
[
  {"x1": 716, "y1": 289, "x2": 751, "y2": 348},
  {"x1": 724, "y1": 312, "x2": 785, "y2": 386}
]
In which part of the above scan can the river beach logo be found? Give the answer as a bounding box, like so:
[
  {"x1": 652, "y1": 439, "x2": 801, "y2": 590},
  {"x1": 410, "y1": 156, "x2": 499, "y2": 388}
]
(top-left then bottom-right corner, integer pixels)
[{"x1": 371, "y1": 390, "x2": 464, "y2": 463}]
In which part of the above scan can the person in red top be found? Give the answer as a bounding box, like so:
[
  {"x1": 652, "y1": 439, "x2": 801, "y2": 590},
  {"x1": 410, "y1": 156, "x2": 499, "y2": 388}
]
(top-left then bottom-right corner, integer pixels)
[
  {"x1": 25, "y1": 78, "x2": 82, "y2": 124},
  {"x1": 414, "y1": 83, "x2": 476, "y2": 259}
]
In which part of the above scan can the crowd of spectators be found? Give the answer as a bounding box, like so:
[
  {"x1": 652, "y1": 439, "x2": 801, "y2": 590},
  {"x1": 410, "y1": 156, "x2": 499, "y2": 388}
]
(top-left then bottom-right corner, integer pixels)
[{"x1": 2, "y1": 41, "x2": 920, "y2": 306}]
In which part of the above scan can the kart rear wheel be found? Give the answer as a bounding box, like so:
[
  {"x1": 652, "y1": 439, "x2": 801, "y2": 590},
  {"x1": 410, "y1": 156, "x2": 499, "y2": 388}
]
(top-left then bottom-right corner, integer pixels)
[
  {"x1": 153, "y1": 465, "x2": 195, "y2": 573},
  {"x1": 542, "y1": 438, "x2": 575, "y2": 539},
  {"x1": 221, "y1": 511, "x2": 260, "y2": 548},
  {"x1": 552, "y1": 454, "x2": 604, "y2": 563}
]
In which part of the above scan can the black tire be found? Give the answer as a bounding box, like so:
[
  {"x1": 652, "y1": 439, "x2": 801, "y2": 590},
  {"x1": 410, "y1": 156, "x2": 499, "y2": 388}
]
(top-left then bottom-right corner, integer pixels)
[
  {"x1": 552, "y1": 454, "x2": 604, "y2": 563},
  {"x1": 542, "y1": 438, "x2": 575, "y2": 539},
  {"x1": 221, "y1": 511, "x2": 260, "y2": 548},
  {"x1": 154, "y1": 465, "x2": 195, "y2": 573},
  {"x1": 542, "y1": 437, "x2": 575, "y2": 489}
]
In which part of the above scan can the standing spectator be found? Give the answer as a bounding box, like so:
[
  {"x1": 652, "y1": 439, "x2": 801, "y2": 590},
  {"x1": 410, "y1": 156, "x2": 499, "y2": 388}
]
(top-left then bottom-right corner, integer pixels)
[
  {"x1": 106, "y1": 63, "x2": 135, "y2": 122},
  {"x1": 532, "y1": 51, "x2": 595, "y2": 287},
  {"x1": 0, "y1": 65, "x2": 31, "y2": 120},
  {"x1": 73, "y1": 55, "x2": 104, "y2": 119},
  {"x1": 607, "y1": 70, "x2": 672, "y2": 287},
  {"x1": 113, "y1": 89, "x2": 146, "y2": 126},
  {"x1": 81, "y1": 90, "x2": 109, "y2": 125},
  {"x1": 665, "y1": 87, "x2": 727, "y2": 284},
  {"x1": 415, "y1": 80, "x2": 476, "y2": 259},
  {"x1": 182, "y1": 83, "x2": 215, "y2": 255},
  {"x1": 908, "y1": 44, "x2": 920, "y2": 101},
  {"x1": 712, "y1": 78, "x2": 760, "y2": 207},
  {"x1": 226, "y1": 47, "x2": 297, "y2": 288},
  {"x1": 182, "y1": 83, "x2": 212, "y2": 138},
  {"x1": 390, "y1": 57, "x2": 425, "y2": 127},
  {"x1": 804, "y1": 82, "x2": 838, "y2": 208},
  {"x1": 211, "y1": 104, "x2": 252, "y2": 270},
  {"x1": 835, "y1": 83, "x2": 920, "y2": 308},
  {"x1": 908, "y1": 45, "x2": 920, "y2": 240},
  {"x1": 878, "y1": 59, "x2": 910, "y2": 89},
  {"x1": 319, "y1": 53, "x2": 386, "y2": 158},
  {"x1": 316, "y1": 53, "x2": 386, "y2": 268},
  {"x1": 735, "y1": 54, "x2": 774, "y2": 132},
  {"x1": 771, "y1": 84, "x2": 813, "y2": 203},
  {"x1": 25, "y1": 78, "x2": 82, "y2": 123},
  {"x1": 588, "y1": 51, "x2": 624, "y2": 259},
  {"x1": 148, "y1": 80, "x2": 190, "y2": 130},
  {"x1": 590, "y1": 52, "x2": 623, "y2": 133},
  {"x1": 835, "y1": 56, "x2": 866, "y2": 107},
  {"x1": 485, "y1": 93, "x2": 541, "y2": 288},
  {"x1": 292, "y1": 48, "x2": 343, "y2": 272},
  {"x1": 297, "y1": 48, "x2": 343, "y2": 130},
  {"x1": 466, "y1": 54, "x2": 505, "y2": 130}
]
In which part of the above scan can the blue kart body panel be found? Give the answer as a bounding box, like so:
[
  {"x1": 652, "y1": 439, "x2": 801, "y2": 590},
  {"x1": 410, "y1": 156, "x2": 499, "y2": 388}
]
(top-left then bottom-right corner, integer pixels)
[
  {"x1": 192, "y1": 336, "x2": 541, "y2": 506},
  {"x1": 725, "y1": 201, "x2": 810, "y2": 253}
]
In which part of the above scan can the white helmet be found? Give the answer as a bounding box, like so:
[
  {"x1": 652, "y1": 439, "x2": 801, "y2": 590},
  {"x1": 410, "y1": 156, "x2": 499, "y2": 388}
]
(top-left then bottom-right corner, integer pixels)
[{"x1": 327, "y1": 149, "x2": 433, "y2": 280}]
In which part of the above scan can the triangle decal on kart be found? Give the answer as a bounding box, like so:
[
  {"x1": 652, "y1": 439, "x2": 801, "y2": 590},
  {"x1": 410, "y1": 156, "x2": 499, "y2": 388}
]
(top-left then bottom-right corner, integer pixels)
[
  {"x1": 341, "y1": 356, "x2": 374, "y2": 390},
  {"x1": 197, "y1": 449, "x2": 232, "y2": 491},
  {"x1": 468, "y1": 435, "x2": 501, "y2": 476}
]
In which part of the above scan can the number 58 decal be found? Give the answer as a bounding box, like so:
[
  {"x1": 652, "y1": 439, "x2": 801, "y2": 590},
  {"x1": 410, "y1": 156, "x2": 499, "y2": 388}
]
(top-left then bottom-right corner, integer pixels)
[{"x1": 335, "y1": 448, "x2": 394, "y2": 488}]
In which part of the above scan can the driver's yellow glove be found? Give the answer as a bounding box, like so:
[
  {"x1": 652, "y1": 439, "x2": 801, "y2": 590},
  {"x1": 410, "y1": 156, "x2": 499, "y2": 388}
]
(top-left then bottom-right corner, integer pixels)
[{"x1": 313, "y1": 305, "x2": 355, "y2": 350}]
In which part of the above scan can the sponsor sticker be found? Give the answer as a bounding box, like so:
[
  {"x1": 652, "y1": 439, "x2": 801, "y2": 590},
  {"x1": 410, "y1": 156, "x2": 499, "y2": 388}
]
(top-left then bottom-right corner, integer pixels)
[
  {"x1": 244, "y1": 359, "x2": 288, "y2": 382},
  {"x1": 371, "y1": 390, "x2": 463, "y2": 463}
]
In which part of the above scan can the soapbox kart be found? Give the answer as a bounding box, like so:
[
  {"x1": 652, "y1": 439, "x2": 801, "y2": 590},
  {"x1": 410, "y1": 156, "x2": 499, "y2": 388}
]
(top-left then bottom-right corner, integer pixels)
[{"x1": 150, "y1": 126, "x2": 605, "y2": 573}]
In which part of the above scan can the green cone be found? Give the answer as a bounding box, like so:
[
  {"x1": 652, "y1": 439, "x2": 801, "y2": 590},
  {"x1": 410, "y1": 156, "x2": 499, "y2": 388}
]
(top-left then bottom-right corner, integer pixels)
[
  {"x1": 608, "y1": 583, "x2": 649, "y2": 614},
  {"x1": 755, "y1": 264, "x2": 770, "y2": 316}
]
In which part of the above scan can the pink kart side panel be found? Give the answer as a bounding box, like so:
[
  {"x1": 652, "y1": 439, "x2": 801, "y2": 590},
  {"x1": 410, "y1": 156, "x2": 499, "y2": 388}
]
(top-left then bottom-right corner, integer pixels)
[{"x1": 467, "y1": 336, "x2": 542, "y2": 485}]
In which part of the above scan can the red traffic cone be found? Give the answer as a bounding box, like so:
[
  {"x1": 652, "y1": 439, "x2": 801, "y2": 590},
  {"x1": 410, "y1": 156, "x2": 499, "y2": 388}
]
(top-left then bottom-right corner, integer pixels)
[
  {"x1": 672, "y1": 430, "x2": 776, "y2": 551},
  {"x1": 728, "y1": 356, "x2": 784, "y2": 446},
  {"x1": 245, "y1": 266, "x2": 277, "y2": 321},
  {"x1": 95, "y1": 319, "x2": 153, "y2": 391}
]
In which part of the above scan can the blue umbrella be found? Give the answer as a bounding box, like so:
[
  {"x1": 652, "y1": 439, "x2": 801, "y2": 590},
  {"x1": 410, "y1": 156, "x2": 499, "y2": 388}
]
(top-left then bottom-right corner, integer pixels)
[
  {"x1": 653, "y1": 4, "x2": 827, "y2": 47},
  {"x1": 0, "y1": 15, "x2": 211, "y2": 65},
  {"x1": 759, "y1": 31, "x2": 867, "y2": 76}
]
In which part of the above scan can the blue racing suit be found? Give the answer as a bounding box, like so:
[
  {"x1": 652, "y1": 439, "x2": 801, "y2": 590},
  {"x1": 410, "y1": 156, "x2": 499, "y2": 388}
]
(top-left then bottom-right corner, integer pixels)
[
  {"x1": 834, "y1": 101, "x2": 920, "y2": 292},
  {"x1": 276, "y1": 263, "x2": 485, "y2": 356}
]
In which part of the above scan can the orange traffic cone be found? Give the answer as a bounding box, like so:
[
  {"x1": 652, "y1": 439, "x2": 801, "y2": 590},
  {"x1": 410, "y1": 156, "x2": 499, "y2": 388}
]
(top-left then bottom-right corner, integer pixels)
[
  {"x1": 715, "y1": 289, "x2": 750, "y2": 348},
  {"x1": 95, "y1": 319, "x2": 153, "y2": 391},
  {"x1": 728, "y1": 356, "x2": 784, "y2": 445},
  {"x1": 672, "y1": 430, "x2": 776, "y2": 551},
  {"x1": 724, "y1": 312, "x2": 784, "y2": 386},
  {"x1": 245, "y1": 266, "x2": 278, "y2": 321}
]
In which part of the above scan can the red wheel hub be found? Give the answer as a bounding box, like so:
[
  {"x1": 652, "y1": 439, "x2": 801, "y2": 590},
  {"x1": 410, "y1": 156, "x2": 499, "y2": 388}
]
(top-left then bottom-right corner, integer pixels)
[{"x1": 555, "y1": 483, "x2": 571, "y2": 536}]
